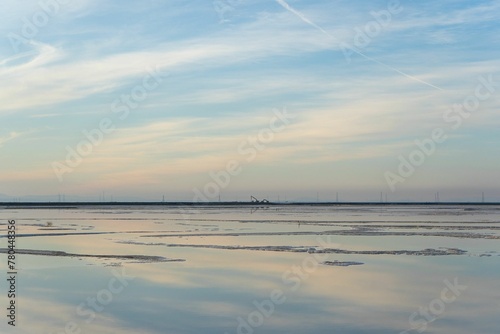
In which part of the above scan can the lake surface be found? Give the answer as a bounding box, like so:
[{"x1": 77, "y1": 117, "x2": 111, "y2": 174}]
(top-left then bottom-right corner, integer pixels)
[{"x1": 0, "y1": 204, "x2": 499, "y2": 334}]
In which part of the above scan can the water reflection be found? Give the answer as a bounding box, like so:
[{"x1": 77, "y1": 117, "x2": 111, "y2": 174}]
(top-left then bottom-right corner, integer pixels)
[{"x1": 0, "y1": 205, "x2": 498, "y2": 333}]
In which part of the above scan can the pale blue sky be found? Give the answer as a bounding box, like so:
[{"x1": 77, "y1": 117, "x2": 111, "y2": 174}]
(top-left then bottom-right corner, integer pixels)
[{"x1": 0, "y1": 0, "x2": 499, "y2": 202}]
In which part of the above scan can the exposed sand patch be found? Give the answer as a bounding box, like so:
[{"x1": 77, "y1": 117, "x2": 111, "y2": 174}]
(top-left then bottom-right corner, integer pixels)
[
  {"x1": 322, "y1": 261, "x2": 364, "y2": 266},
  {"x1": 0, "y1": 248, "x2": 185, "y2": 263},
  {"x1": 117, "y1": 241, "x2": 467, "y2": 256},
  {"x1": 140, "y1": 230, "x2": 499, "y2": 240}
]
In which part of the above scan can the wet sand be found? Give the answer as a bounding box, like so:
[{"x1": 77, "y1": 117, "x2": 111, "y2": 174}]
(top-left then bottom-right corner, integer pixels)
[{"x1": 0, "y1": 248, "x2": 184, "y2": 263}]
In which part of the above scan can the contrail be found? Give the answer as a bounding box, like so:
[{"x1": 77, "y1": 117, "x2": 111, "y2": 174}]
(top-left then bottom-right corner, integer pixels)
[
  {"x1": 275, "y1": 0, "x2": 443, "y2": 91},
  {"x1": 276, "y1": 0, "x2": 331, "y2": 35}
]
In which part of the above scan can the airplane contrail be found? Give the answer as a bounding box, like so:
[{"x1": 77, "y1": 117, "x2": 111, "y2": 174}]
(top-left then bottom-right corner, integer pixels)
[{"x1": 275, "y1": 0, "x2": 443, "y2": 91}]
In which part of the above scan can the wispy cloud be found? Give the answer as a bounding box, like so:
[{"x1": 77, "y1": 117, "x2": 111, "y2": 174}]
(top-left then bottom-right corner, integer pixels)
[{"x1": 0, "y1": 131, "x2": 20, "y2": 147}]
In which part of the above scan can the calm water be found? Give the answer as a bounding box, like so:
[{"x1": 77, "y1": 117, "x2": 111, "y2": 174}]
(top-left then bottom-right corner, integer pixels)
[{"x1": 0, "y1": 205, "x2": 499, "y2": 334}]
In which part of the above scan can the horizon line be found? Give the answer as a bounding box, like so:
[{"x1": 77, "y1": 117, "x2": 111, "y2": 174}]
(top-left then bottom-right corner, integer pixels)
[{"x1": 1, "y1": 201, "x2": 500, "y2": 207}]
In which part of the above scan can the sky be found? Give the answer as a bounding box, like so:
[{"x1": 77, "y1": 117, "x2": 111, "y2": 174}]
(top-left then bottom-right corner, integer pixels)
[{"x1": 0, "y1": 0, "x2": 499, "y2": 202}]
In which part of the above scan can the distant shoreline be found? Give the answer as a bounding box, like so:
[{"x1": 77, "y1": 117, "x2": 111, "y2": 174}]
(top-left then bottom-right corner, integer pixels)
[{"x1": 1, "y1": 201, "x2": 499, "y2": 208}]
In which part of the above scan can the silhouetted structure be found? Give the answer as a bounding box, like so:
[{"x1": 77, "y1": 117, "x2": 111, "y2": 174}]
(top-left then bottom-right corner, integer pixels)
[{"x1": 251, "y1": 196, "x2": 269, "y2": 204}]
